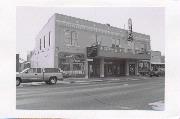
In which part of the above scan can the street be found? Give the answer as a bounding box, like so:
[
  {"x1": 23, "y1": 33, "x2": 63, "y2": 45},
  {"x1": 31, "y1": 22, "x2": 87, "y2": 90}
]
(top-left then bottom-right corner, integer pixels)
[{"x1": 16, "y1": 77, "x2": 164, "y2": 110}]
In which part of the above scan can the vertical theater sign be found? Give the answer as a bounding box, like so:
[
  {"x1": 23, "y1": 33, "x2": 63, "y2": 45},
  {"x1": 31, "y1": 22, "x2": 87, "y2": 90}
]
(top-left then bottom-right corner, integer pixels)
[
  {"x1": 127, "y1": 18, "x2": 135, "y2": 52},
  {"x1": 127, "y1": 18, "x2": 150, "y2": 75},
  {"x1": 127, "y1": 18, "x2": 133, "y2": 42}
]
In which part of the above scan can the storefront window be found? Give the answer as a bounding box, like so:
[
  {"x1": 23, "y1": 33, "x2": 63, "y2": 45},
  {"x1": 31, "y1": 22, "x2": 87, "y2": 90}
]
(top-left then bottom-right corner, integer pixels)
[
  {"x1": 58, "y1": 53, "x2": 85, "y2": 77},
  {"x1": 138, "y1": 60, "x2": 150, "y2": 72},
  {"x1": 62, "y1": 64, "x2": 70, "y2": 71},
  {"x1": 73, "y1": 63, "x2": 83, "y2": 70}
]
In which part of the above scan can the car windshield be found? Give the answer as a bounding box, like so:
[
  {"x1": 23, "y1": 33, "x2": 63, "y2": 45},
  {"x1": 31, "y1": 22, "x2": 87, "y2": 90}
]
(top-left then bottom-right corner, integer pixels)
[
  {"x1": 20, "y1": 68, "x2": 30, "y2": 73},
  {"x1": 44, "y1": 68, "x2": 60, "y2": 73}
]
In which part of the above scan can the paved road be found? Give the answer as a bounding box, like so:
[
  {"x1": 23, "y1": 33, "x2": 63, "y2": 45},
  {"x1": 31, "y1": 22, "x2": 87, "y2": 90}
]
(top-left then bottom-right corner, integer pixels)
[{"x1": 16, "y1": 77, "x2": 164, "y2": 110}]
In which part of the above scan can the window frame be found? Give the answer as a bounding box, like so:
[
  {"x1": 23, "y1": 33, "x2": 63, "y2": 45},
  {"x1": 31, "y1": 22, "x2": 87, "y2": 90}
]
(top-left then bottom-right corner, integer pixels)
[
  {"x1": 40, "y1": 38, "x2": 41, "y2": 50},
  {"x1": 112, "y1": 38, "x2": 116, "y2": 48},
  {"x1": 44, "y1": 36, "x2": 46, "y2": 48},
  {"x1": 49, "y1": 32, "x2": 51, "y2": 46},
  {"x1": 71, "y1": 31, "x2": 78, "y2": 46},
  {"x1": 65, "y1": 30, "x2": 71, "y2": 45},
  {"x1": 115, "y1": 39, "x2": 120, "y2": 47}
]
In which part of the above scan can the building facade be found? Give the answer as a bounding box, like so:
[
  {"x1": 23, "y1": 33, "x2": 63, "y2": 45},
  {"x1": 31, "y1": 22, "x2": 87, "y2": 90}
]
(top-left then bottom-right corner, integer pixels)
[
  {"x1": 151, "y1": 51, "x2": 162, "y2": 63},
  {"x1": 30, "y1": 13, "x2": 151, "y2": 78}
]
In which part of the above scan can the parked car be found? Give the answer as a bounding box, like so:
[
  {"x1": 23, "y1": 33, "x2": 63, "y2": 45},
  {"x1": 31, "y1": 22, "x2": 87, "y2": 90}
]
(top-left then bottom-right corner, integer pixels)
[
  {"x1": 16, "y1": 68, "x2": 63, "y2": 86},
  {"x1": 149, "y1": 69, "x2": 161, "y2": 77}
]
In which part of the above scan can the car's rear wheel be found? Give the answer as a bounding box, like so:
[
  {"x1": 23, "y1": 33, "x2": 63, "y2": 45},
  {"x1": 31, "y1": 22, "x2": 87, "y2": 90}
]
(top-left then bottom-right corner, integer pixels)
[
  {"x1": 16, "y1": 78, "x2": 21, "y2": 86},
  {"x1": 49, "y1": 77, "x2": 57, "y2": 85}
]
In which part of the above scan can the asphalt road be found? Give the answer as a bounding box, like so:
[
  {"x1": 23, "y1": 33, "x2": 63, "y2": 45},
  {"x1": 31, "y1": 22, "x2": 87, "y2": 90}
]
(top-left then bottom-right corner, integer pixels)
[{"x1": 16, "y1": 77, "x2": 164, "y2": 110}]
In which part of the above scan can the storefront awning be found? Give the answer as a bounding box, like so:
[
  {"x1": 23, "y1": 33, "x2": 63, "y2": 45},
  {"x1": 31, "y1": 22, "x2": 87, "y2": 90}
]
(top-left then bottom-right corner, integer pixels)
[{"x1": 151, "y1": 62, "x2": 165, "y2": 65}]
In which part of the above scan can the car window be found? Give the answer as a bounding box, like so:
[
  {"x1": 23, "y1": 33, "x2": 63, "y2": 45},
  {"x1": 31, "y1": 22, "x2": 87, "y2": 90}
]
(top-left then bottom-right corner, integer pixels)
[
  {"x1": 28, "y1": 68, "x2": 37, "y2": 73},
  {"x1": 22, "y1": 69, "x2": 29, "y2": 73},
  {"x1": 37, "y1": 68, "x2": 41, "y2": 73},
  {"x1": 33, "y1": 68, "x2": 37, "y2": 73},
  {"x1": 44, "y1": 68, "x2": 60, "y2": 73},
  {"x1": 28, "y1": 69, "x2": 34, "y2": 73}
]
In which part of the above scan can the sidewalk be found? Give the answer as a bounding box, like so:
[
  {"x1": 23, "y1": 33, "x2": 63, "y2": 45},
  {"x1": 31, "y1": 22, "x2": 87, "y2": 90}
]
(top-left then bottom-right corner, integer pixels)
[
  {"x1": 18, "y1": 76, "x2": 162, "y2": 87},
  {"x1": 63, "y1": 76, "x2": 153, "y2": 84}
]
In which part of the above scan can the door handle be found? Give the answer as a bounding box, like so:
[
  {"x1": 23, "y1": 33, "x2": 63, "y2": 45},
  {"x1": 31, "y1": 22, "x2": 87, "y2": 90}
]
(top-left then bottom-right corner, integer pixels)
[{"x1": 35, "y1": 74, "x2": 37, "y2": 75}]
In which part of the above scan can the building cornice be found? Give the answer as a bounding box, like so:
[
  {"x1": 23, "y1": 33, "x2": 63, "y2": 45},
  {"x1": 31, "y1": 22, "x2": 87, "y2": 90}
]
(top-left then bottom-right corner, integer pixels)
[
  {"x1": 56, "y1": 19, "x2": 150, "y2": 43},
  {"x1": 56, "y1": 20, "x2": 125, "y2": 37}
]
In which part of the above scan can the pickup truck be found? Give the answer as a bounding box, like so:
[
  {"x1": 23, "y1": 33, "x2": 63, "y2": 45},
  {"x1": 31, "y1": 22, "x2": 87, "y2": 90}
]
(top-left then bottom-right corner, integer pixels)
[{"x1": 16, "y1": 68, "x2": 63, "y2": 86}]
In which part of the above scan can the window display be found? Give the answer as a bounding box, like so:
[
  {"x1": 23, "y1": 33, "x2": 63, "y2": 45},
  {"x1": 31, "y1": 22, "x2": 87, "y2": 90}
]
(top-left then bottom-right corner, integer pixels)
[{"x1": 58, "y1": 52, "x2": 85, "y2": 77}]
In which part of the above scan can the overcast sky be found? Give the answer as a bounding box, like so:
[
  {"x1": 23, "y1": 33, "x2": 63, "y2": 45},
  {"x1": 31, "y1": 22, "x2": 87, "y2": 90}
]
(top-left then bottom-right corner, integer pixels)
[{"x1": 16, "y1": 7, "x2": 164, "y2": 60}]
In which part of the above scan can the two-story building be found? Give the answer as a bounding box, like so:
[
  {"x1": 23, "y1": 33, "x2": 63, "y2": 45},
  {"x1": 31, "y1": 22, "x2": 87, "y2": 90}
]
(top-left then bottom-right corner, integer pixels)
[{"x1": 30, "y1": 13, "x2": 151, "y2": 78}]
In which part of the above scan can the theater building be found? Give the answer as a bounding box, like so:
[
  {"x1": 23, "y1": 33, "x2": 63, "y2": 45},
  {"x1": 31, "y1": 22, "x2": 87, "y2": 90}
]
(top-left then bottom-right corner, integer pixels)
[{"x1": 30, "y1": 13, "x2": 151, "y2": 78}]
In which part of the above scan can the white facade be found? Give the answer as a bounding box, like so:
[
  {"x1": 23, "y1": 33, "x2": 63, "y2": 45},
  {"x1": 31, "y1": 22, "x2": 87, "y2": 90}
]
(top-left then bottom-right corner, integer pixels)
[{"x1": 31, "y1": 15, "x2": 56, "y2": 68}]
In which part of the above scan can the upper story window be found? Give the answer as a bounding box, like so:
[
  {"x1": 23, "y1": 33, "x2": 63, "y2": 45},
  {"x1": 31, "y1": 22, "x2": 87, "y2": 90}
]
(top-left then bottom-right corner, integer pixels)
[
  {"x1": 65, "y1": 30, "x2": 71, "y2": 45},
  {"x1": 115, "y1": 39, "x2": 120, "y2": 47},
  {"x1": 134, "y1": 41, "x2": 149, "y2": 53},
  {"x1": 96, "y1": 35, "x2": 102, "y2": 45},
  {"x1": 44, "y1": 36, "x2": 46, "y2": 48},
  {"x1": 49, "y1": 32, "x2": 51, "y2": 46},
  {"x1": 112, "y1": 38, "x2": 115, "y2": 48},
  {"x1": 40, "y1": 38, "x2": 41, "y2": 50},
  {"x1": 65, "y1": 30, "x2": 78, "y2": 47},
  {"x1": 71, "y1": 31, "x2": 78, "y2": 46},
  {"x1": 112, "y1": 38, "x2": 120, "y2": 48}
]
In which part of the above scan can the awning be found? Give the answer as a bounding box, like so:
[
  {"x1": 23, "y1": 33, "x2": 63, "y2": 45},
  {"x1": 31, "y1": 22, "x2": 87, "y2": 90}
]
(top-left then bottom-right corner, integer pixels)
[{"x1": 151, "y1": 62, "x2": 165, "y2": 65}]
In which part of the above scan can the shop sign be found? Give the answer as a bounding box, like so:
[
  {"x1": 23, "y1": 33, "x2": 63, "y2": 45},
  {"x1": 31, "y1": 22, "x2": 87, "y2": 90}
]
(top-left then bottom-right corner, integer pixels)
[
  {"x1": 73, "y1": 59, "x2": 81, "y2": 63},
  {"x1": 87, "y1": 45, "x2": 98, "y2": 58},
  {"x1": 87, "y1": 59, "x2": 93, "y2": 61}
]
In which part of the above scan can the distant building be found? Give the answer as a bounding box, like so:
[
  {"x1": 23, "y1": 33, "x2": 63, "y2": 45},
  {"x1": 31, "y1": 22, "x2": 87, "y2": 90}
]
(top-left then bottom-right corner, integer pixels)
[
  {"x1": 151, "y1": 51, "x2": 162, "y2": 63},
  {"x1": 30, "y1": 13, "x2": 151, "y2": 78},
  {"x1": 150, "y1": 51, "x2": 165, "y2": 71},
  {"x1": 19, "y1": 61, "x2": 30, "y2": 71},
  {"x1": 161, "y1": 56, "x2": 165, "y2": 63},
  {"x1": 16, "y1": 54, "x2": 31, "y2": 72}
]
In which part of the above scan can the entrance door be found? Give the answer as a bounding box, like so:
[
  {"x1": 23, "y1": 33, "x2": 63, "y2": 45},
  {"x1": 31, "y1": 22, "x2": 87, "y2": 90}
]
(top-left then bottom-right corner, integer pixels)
[
  {"x1": 88, "y1": 63, "x2": 100, "y2": 78},
  {"x1": 129, "y1": 64, "x2": 135, "y2": 75}
]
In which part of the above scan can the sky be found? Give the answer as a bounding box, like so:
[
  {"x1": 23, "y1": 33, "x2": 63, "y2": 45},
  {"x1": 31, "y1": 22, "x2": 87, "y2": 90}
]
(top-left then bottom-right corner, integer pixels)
[{"x1": 16, "y1": 7, "x2": 165, "y2": 60}]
